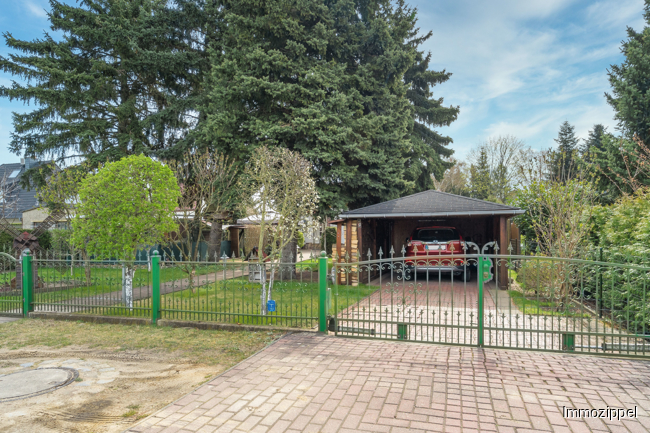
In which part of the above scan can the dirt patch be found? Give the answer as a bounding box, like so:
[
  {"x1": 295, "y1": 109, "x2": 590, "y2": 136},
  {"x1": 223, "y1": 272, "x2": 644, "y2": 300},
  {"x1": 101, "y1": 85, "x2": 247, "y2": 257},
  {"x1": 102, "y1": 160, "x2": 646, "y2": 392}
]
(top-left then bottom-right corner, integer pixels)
[
  {"x1": 0, "y1": 348, "x2": 226, "y2": 433},
  {"x1": 0, "y1": 319, "x2": 284, "y2": 433}
]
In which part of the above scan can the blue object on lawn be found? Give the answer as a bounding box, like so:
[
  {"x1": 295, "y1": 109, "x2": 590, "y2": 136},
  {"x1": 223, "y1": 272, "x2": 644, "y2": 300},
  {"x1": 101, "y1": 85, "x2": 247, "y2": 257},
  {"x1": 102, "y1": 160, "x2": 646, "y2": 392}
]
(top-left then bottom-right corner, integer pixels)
[{"x1": 267, "y1": 300, "x2": 276, "y2": 313}]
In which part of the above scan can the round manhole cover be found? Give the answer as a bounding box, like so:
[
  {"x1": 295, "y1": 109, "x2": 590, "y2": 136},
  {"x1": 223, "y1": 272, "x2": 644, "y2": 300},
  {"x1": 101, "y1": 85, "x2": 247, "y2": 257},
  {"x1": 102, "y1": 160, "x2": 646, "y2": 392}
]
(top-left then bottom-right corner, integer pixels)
[{"x1": 0, "y1": 368, "x2": 78, "y2": 402}]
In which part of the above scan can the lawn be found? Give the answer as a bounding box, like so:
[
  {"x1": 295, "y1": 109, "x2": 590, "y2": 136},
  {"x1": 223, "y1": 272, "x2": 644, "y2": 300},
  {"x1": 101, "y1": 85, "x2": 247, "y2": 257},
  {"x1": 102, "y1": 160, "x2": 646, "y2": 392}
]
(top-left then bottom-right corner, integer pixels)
[
  {"x1": 0, "y1": 263, "x2": 219, "y2": 309},
  {"x1": 0, "y1": 318, "x2": 283, "y2": 366},
  {"x1": 295, "y1": 256, "x2": 333, "y2": 272},
  {"x1": 109, "y1": 276, "x2": 378, "y2": 328},
  {"x1": 508, "y1": 269, "x2": 590, "y2": 318},
  {"x1": 2, "y1": 261, "x2": 380, "y2": 327}
]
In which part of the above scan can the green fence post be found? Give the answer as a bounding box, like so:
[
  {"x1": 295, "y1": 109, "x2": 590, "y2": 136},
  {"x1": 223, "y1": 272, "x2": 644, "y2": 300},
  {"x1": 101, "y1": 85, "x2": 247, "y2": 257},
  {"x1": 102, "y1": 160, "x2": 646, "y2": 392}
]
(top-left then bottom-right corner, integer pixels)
[
  {"x1": 477, "y1": 255, "x2": 484, "y2": 347},
  {"x1": 319, "y1": 250, "x2": 327, "y2": 333},
  {"x1": 152, "y1": 250, "x2": 160, "y2": 325},
  {"x1": 22, "y1": 249, "x2": 33, "y2": 318}
]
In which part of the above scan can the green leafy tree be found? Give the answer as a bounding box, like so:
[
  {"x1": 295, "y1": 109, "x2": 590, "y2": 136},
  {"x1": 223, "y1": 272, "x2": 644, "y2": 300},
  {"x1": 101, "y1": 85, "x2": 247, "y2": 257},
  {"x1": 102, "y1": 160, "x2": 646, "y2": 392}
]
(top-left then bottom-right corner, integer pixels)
[
  {"x1": 551, "y1": 121, "x2": 579, "y2": 182},
  {"x1": 607, "y1": 0, "x2": 650, "y2": 144},
  {"x1": 201, "y1": 0, "x2": 458, "y2": 215},
  {"x1": 586, "y1": 190, "x2": 650, "y2": 332},
  {"x1": 72, "y1": 155, "x2": 180, "y2": 308},
  {"x1": 0, "y1": 0, "x2": 207, "y2": 185}
]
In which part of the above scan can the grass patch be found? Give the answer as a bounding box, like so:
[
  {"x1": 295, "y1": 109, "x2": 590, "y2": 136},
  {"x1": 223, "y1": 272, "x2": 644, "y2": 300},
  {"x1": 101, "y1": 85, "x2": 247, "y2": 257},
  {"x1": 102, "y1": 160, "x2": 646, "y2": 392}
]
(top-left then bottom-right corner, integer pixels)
[
  {"x1": 135, "y1": 276, "x2": 377, "y2": 328},
  {"x1": 508, "y1": 270, "x2": 590, "y2": 318},
  {"x1": 0, "y1": 264, "x2": 219, "y2": 307},
  {"x1": 122, "y1": 405, "x2": 140, "y2": 418},
  {"x1": 0, "y1": 318, "x2": 283, "y2": 365},
  {"x1": 296, "y1": 257, "x2": 333, "y2": 272}
]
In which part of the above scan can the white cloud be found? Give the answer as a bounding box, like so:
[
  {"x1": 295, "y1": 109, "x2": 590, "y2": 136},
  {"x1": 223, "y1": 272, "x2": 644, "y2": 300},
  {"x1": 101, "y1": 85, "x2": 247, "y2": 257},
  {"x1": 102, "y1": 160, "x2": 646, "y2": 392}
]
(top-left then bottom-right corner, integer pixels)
[
  {"x1": 25, "y1": 1, "x2": 47, "y2": 19},
  {"x1": 585, "y1": 0, "x2": 645, "y2": 30},
  {"x1": 409, "y1": 0, "x2": 642, "y2": 163}
]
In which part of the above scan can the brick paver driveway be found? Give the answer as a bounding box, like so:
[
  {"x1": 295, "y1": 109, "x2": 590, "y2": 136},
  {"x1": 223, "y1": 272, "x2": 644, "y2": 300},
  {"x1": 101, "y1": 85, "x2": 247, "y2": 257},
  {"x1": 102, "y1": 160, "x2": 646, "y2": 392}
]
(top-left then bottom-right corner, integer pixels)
[{"x1": 127, "y1": 333, "x2": 650, "y2": 433}]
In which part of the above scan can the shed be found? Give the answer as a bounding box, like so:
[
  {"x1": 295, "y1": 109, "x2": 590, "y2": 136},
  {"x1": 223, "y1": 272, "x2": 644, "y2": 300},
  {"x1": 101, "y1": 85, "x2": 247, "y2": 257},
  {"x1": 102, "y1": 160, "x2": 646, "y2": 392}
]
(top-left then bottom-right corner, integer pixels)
[{"x1": 332, "y1": 190, "x2": 524, "y2": 288}]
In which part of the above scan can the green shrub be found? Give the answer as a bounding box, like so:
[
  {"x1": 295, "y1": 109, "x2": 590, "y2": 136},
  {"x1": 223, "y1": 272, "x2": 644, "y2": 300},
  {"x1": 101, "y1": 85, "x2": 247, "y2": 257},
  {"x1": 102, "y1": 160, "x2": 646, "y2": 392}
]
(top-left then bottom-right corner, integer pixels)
[{"x1": 320, "y1": 227, "x2": 336, "y2": 255}]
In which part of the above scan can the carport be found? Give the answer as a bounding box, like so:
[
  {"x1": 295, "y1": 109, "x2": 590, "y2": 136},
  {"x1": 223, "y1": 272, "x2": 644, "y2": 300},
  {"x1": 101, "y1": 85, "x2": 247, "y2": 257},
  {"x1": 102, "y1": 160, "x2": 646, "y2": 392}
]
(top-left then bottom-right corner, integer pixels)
[{"x1": 332, "y1": 190, "x2": 524, "y2": 288}]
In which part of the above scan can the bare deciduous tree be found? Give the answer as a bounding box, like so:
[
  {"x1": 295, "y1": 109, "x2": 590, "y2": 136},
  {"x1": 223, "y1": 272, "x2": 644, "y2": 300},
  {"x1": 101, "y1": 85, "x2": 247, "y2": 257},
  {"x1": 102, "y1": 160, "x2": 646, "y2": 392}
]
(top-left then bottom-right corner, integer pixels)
[
  {"x1": 37, "y1": 162, "x2": 92, "y2": 280},
  {"x1": 433, "y1": 159, "x2": 469, "y2": 196},
  {"x1": 517, "y1": 177, "x2": 597, "y2": 299},
  {"x1": 0, "y1": 170, "x2": 20, "y2": 221},
  {"x1": 241, "y1": 146, "x2": 319, "y2": 315},
  {"x1": 515, "y1": 148, "x2": 555, "y2": 187},
  {"x1": 469, "y1": 135, "x2": 527, "y2": 202},
  {"x1": 165, "y1": 150, "x2": 238, "y2": 290}
]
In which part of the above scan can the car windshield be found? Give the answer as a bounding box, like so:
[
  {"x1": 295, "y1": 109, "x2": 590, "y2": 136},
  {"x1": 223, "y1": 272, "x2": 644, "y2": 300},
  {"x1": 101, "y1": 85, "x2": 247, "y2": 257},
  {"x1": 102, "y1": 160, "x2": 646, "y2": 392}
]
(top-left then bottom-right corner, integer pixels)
[{"x1": 415, "y1": 229, "x2": 459, "y2": 243}]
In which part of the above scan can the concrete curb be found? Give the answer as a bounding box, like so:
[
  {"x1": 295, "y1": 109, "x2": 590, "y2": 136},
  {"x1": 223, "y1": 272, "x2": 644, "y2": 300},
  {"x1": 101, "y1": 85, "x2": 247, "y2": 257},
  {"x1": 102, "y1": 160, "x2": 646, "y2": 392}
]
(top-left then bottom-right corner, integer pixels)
[
  {"x1": 28, "y1": 312, "x2": 151, "y2": 326},
  {"x1": 24, "y1": 313, "x2": 316, "y2": 335},
  {"x1": 157, "y1": 319, "x2": 315, "y2": 334}
]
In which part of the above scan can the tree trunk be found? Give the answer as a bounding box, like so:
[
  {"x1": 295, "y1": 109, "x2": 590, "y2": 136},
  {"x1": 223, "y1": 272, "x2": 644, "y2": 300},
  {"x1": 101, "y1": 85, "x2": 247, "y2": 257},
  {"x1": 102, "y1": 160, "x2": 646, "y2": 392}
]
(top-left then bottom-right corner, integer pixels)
[
  {"x1": 82, "y1": 249, "x2": 91, "y2": 286},
  {"x1": 122, "y1": 265, "x2": 134, "y2": 309},
  {"x1": 260, "y1": 263, "x2": 267, "y2": 315},
  {"x1": 208, "y1": 219, "x2": 222, "y2": 262},
  {"x1": 280, "y1": 236, "x2": 297, "y2": 281}
]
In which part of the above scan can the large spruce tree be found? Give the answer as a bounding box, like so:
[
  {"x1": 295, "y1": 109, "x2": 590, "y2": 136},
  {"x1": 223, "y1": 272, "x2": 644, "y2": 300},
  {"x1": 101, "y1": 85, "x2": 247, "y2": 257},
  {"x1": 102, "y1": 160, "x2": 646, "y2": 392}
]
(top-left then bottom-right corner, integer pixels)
[
  {"x1": 607, "y1": 0, "x2": 650, "y2": 144},
  {"x1": 580, "y1": 124, "x2": 606, "y2": 162},
  {"x1": 0, "y1": 0, "x2": 207, "y2": 182},
  {"x1": 551, "y1": 121, "x2": 579, "y2": 182},
  {"x1": 201, "y1": 0, "x2": 458, "y2": 215},
  {"x1": 469, "y1": 147, "x2": 490, "y2": 200}
]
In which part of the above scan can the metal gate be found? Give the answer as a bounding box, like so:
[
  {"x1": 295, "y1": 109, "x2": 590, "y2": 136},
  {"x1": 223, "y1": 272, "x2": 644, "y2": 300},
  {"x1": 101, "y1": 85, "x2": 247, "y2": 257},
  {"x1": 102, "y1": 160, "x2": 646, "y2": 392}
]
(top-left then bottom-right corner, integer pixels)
[
  {"x1": 327, "y1": 246, "x2": 650, "y2": 357},
  {"x1": 0, "y1": 252, "x2": 21, "y2": 316}
]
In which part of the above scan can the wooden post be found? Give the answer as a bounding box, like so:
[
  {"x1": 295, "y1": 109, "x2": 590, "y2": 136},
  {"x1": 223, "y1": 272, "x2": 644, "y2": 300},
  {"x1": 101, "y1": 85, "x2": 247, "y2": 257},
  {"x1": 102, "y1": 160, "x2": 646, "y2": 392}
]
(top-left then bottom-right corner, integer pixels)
[
  {"x1": 350, "y1": 220, "x2": 359, "y2": 287},
  {"x1": 336, "y1": 221, "x2": 343, "y2": 285},
  {"x1": 371, "y1": 220, "x2": 377, "y2": 260},
  {"x1": 229, "y1": 227, "x2": 240, "y2": 258},
  {"x1": 346, "y1": 219, "x2": 352, "y2": 285}
]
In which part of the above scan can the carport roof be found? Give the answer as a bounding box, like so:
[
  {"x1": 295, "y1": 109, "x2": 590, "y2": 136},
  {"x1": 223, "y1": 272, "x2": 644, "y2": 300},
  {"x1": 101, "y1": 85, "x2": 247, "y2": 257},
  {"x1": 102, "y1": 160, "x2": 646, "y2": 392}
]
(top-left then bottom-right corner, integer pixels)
[{"x1": 339, "y1": 190, "x2": 524, "y2": 219}]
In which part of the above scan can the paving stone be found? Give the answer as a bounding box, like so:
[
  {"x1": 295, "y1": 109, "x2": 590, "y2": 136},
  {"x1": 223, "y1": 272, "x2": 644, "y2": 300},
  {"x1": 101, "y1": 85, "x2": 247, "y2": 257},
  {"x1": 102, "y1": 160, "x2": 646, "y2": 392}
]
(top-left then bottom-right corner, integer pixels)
[{"x1": 125, "y1": 333, "x2": 650, "y2": 433}]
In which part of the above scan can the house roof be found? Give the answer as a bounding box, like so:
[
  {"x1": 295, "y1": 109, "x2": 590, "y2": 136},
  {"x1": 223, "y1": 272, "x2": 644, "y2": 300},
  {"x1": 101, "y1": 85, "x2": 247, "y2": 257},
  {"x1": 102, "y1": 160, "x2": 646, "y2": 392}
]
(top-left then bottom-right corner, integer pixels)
[
  {"x1": 339, "y1": 190, "x2": 524, "y2": 219},
  {"x1": 0, "y1": 159, "x2": 44, "y2": 220}
]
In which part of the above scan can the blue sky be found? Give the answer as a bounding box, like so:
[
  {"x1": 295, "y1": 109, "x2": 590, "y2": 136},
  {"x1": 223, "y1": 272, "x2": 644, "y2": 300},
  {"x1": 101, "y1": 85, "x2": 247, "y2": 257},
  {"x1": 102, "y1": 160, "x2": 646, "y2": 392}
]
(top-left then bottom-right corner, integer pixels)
[{"x1": 0, "y1": 0, "x2": 645, "y2": 165}]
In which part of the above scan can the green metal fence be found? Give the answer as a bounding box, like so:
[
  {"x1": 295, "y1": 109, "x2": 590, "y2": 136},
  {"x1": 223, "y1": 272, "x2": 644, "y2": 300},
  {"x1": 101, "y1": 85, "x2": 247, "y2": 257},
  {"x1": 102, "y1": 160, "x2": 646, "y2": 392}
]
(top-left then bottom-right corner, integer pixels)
[
  {"x1": 7, "y1": 245, "x2": 650, "y2": 358},
  {"x1": 32, "y1": 252, "x2": 153, "y2": 318},
  {"x1": 155, "y1": 256, "x2": 320, "y2": 327},
  {"x1": 0, "y1": 252, "x2": 21, "y2": 316},
  {"x1": 328, "y1": 246, "x2": 650, "y2": 357},
  {"x1": 9, "y1": 250, "x2": 321, "y2": 328}
]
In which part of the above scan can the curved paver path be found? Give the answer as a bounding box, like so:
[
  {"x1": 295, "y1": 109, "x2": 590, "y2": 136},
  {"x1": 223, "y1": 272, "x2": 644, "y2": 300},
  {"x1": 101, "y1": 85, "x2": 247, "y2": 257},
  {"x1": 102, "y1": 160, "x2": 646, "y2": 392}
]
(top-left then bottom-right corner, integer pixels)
[{"x1": 126, "y1": 333, "x2": 650, "y2": 433}]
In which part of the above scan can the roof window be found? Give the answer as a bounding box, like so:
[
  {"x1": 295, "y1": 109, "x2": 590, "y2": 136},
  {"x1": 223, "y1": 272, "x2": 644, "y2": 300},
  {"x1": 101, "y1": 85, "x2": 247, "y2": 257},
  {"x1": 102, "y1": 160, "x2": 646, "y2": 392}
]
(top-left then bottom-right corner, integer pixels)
[{"x1": 8, "y1": 169, "x2": 20, "y2": 178}]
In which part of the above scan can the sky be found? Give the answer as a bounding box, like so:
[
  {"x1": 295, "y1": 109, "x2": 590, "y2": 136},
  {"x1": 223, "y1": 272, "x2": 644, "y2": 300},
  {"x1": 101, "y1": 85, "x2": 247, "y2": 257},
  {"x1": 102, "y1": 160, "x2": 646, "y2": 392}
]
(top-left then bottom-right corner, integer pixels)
[{"x1": 0, "y1": 0, "x2": 646, "y2": 165}]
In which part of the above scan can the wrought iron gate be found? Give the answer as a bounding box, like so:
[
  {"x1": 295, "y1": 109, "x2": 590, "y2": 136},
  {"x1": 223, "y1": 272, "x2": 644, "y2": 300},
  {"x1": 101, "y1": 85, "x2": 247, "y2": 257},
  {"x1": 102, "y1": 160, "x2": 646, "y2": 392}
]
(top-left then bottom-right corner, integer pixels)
[
  {"x1": 0, "y1": 252, "x2": 21, "y2": 316},
  {"x1": 326, "y1": 246, "x2": 650, "y2": 357}
]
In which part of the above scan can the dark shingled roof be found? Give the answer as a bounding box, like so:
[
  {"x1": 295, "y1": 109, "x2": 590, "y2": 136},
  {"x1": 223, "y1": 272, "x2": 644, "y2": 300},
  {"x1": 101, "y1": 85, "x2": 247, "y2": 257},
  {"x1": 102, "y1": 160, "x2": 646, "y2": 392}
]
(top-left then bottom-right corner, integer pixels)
[
  {"x1": 339, "y1": 190, "x2": 524, "y2": 219},
  {"x1": 0, "y1": 159, "x2": 43, "y2": 220}
]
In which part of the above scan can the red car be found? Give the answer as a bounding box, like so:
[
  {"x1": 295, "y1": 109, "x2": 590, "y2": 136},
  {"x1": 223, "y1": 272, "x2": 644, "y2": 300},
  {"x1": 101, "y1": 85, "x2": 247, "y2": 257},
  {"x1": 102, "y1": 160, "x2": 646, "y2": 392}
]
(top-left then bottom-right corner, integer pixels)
[{"x1": 404, "y1": 226, "x2": 473, "y2": 281}]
